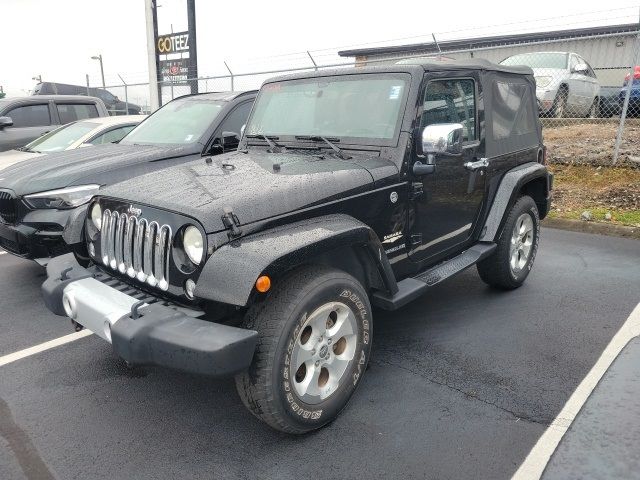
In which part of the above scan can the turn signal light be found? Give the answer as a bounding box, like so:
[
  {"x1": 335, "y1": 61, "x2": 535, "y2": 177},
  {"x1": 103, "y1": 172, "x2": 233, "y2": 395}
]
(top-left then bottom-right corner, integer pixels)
[{"x1": 255, "y1": 275, "x2": 271, "y2": 293}]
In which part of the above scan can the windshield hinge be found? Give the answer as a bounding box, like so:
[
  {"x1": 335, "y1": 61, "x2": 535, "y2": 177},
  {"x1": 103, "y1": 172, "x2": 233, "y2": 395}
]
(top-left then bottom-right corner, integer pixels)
[{"x1": 221, "y1": 207, "x2": 242, "y2": 239}]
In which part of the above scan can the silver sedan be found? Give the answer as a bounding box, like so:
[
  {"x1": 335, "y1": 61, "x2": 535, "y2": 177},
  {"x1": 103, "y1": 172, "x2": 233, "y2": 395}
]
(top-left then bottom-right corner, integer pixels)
[{"x1": 501, "y1": 51, "x2": 601, "y2": 118}]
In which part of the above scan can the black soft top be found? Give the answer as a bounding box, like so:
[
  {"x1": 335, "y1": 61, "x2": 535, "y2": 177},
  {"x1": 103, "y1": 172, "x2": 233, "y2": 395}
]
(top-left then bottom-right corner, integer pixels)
[
  {"x1": 265, "y1": 59, "x2": 532, "y2": 84},
  {"x1": 402, "y1": 58, "x2": 533, "y2": 75}
]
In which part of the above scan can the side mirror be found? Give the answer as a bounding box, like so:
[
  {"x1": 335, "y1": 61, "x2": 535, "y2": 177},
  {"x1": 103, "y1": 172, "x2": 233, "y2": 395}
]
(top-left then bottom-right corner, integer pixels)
[
  {"x1": 221, "y1": 131, "x2": 240, "y2": 150},
  {"x1": 421, "y1": 123, "x2": 463, "y2": 156},
  {"x1": 573, "y1": 63, "x2": 588, "y2": 74},
  {"x1": 0, "y1": 116, "x2": 13, "y2": 129}
]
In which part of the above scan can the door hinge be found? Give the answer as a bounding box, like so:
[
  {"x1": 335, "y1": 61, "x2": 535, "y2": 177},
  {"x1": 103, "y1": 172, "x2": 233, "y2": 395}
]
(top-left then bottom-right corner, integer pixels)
[
  {"x1": 221, "y1": 206, "x2": 242, "y2": 238},
  {"x1": 410, "y1": 182, "x2": 424, "y2": 200},
  {"x1": 411, "y1": 233, "x2": 422, "y2": 247}
]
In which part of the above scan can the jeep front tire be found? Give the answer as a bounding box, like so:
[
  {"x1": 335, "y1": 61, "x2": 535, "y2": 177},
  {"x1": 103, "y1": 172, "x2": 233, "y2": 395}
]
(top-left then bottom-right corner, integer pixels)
[
  {"x1": 477, "y1": 195, "x2": 540, "y2": 290},
  {"x1": 235, "y1": 265, "x2": 372, "y2": 434}
]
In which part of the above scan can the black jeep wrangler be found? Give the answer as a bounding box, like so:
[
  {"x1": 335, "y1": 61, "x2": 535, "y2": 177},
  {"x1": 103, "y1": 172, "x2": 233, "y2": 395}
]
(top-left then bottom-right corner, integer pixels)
[{"x1": 42, "y1": 59, "x2": 552, "y2": 434}]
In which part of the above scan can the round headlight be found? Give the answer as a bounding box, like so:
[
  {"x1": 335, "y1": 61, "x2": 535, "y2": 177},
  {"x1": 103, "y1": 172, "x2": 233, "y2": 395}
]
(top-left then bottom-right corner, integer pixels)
[
  {"x1": 90, "y1": 203, "x2": 102, "y2": 231},
  {"x1": 183, "y1": 225, "x2": 204, "y2": 265}
]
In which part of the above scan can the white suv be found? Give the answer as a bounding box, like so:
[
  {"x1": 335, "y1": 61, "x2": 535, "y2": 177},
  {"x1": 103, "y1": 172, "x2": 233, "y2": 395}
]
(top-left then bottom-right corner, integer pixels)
[{"x1": 501, "y1": 51, "x2": 601, "y2": 118}]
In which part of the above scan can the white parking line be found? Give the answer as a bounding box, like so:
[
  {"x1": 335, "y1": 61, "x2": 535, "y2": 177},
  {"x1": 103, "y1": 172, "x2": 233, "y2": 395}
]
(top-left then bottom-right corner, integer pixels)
[
  {"x1": 512, "y1": 302, "x2": 640, "y2": 480},
  {"x1": 0, "y1": 330, "x2": 93, "y2": 368}
]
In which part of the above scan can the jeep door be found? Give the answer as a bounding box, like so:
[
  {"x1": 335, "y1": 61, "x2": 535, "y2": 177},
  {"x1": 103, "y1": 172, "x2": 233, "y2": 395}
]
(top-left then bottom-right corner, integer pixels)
[{"x1": 408, "y1": 75, "x2": 486, "y2": 263}]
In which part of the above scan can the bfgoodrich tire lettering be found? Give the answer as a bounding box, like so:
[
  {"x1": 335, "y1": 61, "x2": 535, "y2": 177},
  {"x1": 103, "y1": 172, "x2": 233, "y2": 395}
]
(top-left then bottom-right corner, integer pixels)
[
  {"x1": 235, "y1": 266, "x2": 372, "y2": 434},
  {"x1": 477, "y1": 195, "x2": 540, "y2": 290}
]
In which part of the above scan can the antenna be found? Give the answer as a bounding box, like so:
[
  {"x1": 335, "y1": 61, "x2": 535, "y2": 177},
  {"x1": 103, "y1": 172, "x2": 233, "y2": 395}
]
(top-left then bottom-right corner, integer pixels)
[{"x1": 432, "y1": 34, "x2": 442, "y2": 59}]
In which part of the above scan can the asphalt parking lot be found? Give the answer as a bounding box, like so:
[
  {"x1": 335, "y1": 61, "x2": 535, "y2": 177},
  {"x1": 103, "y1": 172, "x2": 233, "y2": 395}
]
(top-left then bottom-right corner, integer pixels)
[{"x1": 1, "y1": 227, "x2": 639, "y2": 480}]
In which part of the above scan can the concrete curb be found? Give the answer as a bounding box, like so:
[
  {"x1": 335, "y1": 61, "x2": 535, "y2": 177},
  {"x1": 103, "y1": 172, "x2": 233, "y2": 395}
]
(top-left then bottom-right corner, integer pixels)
[{"x1": 543, "y1": 217, "x2": 640, "y2": 240}]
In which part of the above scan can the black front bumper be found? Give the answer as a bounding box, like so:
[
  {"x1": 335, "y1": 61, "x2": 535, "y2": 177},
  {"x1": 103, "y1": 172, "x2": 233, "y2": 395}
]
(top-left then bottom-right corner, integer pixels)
[
  {"x1": 42, "y1": 254, "x2": 259, "y2": 377},
  {"x1": 0, "y1": 207, "x2": 72, "y2": 260}
]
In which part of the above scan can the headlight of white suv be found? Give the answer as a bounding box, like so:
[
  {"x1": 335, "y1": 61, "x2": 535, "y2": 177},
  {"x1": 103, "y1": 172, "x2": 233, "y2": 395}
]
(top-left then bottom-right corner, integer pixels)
[
  {"x1": 183, "y1": 225, "x2": 204, "y2": 265},
  {"x1": 534, "y1": 76, "x2": 553, "y2": 89},
  {"x1": 24, "y1": 185, "x2": 100, "y2": 210}
]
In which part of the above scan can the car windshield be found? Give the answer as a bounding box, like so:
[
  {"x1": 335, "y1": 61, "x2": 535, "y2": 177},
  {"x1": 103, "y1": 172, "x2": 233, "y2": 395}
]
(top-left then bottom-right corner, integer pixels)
[
  {"x1": 120, "y1": 97, "x2": 224, "y2": 145},
  {"x1": 246, "y1": 74, "x2": 409, "y2": 141},
  {"x1": 501, "y1": 53, "x2": 568, "y2": 69},
  {"x1": 23, "y1": 121, "x2": 99, "y2": 153}
]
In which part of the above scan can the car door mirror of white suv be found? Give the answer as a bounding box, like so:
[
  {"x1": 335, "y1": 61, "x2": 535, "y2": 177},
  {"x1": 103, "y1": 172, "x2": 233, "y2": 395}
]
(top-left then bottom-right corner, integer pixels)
[{"x1": 573, "y1": 63, "x2": 589, "y2": 74}]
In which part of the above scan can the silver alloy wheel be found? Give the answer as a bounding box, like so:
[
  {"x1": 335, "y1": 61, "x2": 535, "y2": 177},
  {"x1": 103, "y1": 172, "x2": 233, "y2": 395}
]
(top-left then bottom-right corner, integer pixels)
[
  {"x1": 290, "y1": 301, "x2": 358, "y2": 405},
  {"x1": 509, "y1": 213, "x2": 534, "y2": 274}
]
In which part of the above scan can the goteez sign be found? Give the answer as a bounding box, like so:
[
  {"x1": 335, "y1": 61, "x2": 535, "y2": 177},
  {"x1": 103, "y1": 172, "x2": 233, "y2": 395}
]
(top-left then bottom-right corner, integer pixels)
[{"x1": 157, "y1": 32, "x2": 189, "y2": 54}]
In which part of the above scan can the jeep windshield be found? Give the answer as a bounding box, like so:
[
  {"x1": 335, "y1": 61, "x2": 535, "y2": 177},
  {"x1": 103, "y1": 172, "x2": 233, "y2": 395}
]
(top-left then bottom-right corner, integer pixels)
[
  {"x1": 120, "y1": 96, "x2": 224, "y2": 146},
  {"x1": 246, "y1": 74, "x2": 409, "y2": 144}
]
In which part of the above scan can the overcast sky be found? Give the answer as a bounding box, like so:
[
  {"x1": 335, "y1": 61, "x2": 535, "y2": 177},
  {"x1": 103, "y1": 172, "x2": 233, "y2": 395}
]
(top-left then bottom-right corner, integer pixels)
[{"x1": 3, "y1": 0, "x2": 639, "y2": 100}]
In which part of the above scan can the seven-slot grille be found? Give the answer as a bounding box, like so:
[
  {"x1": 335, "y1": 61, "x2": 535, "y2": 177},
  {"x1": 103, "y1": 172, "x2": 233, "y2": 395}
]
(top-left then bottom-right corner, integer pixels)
[
  {"x1": 100, "y1": 209, "x2": 172, "y2": 291},
  {"x1": 0, "y1": 191, "x2": 17, "y2": 225}
]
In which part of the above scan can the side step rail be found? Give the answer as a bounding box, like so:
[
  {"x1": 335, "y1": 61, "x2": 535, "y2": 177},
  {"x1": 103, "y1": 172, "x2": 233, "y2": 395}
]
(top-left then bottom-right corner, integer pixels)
[{"x1": 372, "y1": 242, "x2": 496, "y2": 310}]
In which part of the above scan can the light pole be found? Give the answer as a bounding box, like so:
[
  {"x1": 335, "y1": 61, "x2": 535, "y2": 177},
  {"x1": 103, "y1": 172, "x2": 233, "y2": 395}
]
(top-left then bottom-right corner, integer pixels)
[{"x1": 91, "y1": 54, "x2": 106, "y2": 89}]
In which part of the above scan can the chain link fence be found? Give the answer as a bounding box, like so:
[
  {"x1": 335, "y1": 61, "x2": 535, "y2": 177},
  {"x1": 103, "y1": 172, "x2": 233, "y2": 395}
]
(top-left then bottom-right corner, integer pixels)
[{"x1": 99, "y1": 25, "x2": 640, "y2": 166}]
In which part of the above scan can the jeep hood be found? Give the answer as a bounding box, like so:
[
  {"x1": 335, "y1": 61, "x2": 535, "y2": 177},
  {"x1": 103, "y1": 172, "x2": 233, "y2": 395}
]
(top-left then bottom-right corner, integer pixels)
[
  {"x1": 102, "y1": 149, "x2": 397, "y2": 233},
  {"x1": 0, "y1": 143, "x2": 197, "y2": 196}
]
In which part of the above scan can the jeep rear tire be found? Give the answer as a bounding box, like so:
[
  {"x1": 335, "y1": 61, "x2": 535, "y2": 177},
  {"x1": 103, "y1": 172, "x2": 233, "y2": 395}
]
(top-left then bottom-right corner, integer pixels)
[
  {"x1": 477, "y1": 195, "x2": 540, "y2": 290},
  {"x1": 235, "y1": 266, "x2": 372, "y2": 434}
]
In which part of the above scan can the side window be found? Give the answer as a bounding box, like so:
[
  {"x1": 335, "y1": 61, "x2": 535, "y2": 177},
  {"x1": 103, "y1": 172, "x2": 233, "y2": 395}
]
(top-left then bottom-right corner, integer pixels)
[
  {"x1": 492, "y1": 81, "x2": 536, "y2": 139},
  {"x1": 57, "y1": 103, "x2": 100, "y2": 124},
  {"x1": 6, "y1": 104, "x2": 51, "y2": 128},
  {"x1": 88, "y1": 125, "x2": 136, "y2": 145},
  {"x1": 423, "y1": 79, "x2": 476, "y2": 142},
  {"x1": 583, "y1": 59, "x2": 596, "y2": 78},
  {"x1": 217, "y1": 101, "x2": 253, "y2": 136},
  {"x1": 96, "y1": 90, "x2": 115, "y2": 103},
  {"x1": 569, "y1": 55, "x2": 579, "y2": 72}
]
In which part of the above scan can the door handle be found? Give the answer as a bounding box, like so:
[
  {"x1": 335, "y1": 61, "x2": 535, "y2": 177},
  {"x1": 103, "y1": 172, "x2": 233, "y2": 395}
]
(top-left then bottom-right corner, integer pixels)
[{"x1": 464, "y1": 158, "x2": 489, "y2": 171}]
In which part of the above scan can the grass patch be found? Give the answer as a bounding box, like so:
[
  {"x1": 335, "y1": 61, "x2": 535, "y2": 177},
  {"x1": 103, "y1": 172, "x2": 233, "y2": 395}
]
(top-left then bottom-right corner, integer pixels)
[{"x1": 548, "y1": 164, "x2": 640, "y2": 227}]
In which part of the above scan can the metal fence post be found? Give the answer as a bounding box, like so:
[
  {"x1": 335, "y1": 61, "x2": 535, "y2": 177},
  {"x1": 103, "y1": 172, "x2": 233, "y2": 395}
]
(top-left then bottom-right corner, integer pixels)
[
  {"x1": 613, "y1": 29, "x2": 640, "y2": 165},
  {"x1": 86, "y1": 74, "x2": 90, "y2": 96},
  {"x1": 224, "y1": 62, "x2": 234, "y2": 91},
  {"x1": 118, "y1": 74, "x2": 129, "y2": 115}
]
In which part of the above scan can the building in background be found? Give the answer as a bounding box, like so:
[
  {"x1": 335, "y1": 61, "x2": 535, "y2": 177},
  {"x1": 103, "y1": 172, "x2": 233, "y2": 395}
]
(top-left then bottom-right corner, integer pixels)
[{"x1": 338, "y1": 24, "x2": 640, "y2": 87}]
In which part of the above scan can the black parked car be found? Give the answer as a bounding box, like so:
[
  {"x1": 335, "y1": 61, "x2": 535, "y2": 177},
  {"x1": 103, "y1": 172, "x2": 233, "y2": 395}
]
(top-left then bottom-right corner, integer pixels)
[
  {"x1": 0, "y1": 90, "x2": 256, "y2": 262},
  {"x1": 34, "y1": 82, "x2": 142, "y2": 115},
  {"x1": 42, "y1": 60, "x2": 552, "y2": 433},
  {"x1": 0, "y1": 95, "x2": 109, "y2": 152}
]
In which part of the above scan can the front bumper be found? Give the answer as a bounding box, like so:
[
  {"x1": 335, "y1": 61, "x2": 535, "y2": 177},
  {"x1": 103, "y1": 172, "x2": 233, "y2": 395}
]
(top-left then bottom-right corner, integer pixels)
[
  {"x1": 0, "y1": 207, "x2": 74, "y2": 260},
  {"x1": 536, "y1": 88, "x2": 558, "y2": 113},
  {"x1": 42, "y1": 254, "x2": 259, "y2": 377}
]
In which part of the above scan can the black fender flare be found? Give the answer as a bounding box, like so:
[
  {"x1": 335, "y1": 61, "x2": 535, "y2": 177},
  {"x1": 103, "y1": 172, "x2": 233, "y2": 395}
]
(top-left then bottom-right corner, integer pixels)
[
  {"x1": 194, "y1": 214, "x2": 398, "y2": 307},
  {"x1": 480, "y1": 162, "x2": 550, "y2": 242}
]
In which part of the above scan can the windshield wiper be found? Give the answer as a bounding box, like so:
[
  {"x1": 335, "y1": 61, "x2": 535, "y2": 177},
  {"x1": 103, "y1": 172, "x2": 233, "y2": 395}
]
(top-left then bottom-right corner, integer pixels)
[
  {"x1": 246, "y1": 134, "x2": 285, "y2": 153},
  {"x1": 295, "y1": 135, "x2": 351, "y2": 160}
]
